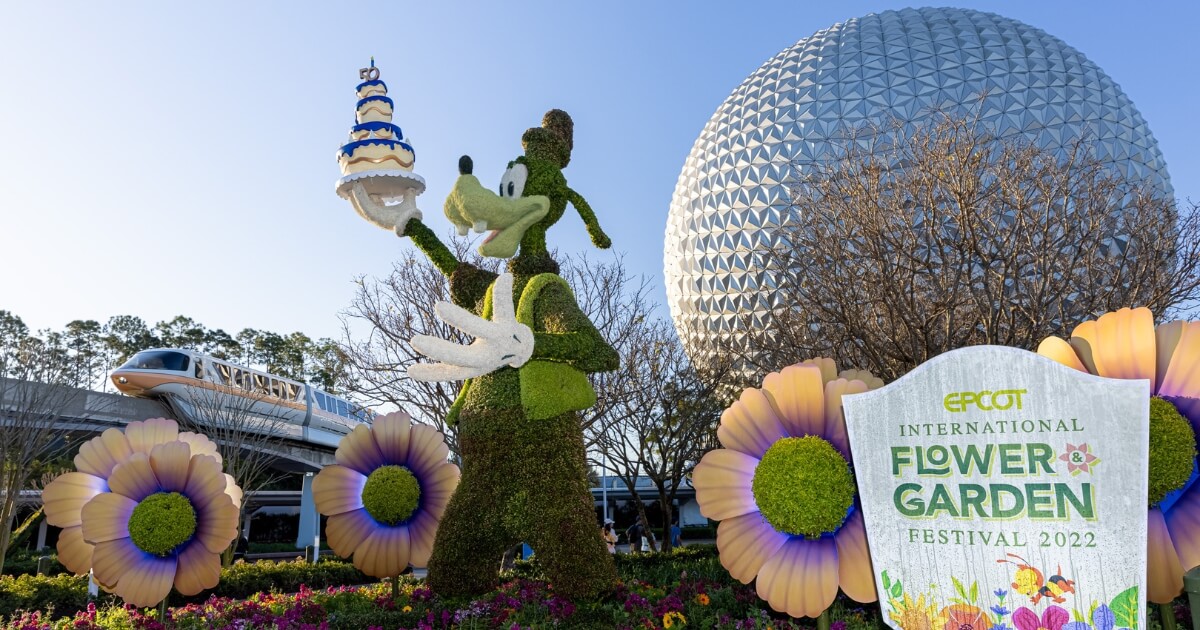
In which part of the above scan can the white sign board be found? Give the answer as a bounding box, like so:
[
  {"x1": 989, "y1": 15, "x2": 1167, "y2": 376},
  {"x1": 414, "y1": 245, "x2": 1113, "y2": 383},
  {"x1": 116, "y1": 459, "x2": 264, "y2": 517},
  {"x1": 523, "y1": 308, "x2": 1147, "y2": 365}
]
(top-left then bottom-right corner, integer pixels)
[{"x1": 843, "y1": 347, "x2": 1148, "y2": 630}]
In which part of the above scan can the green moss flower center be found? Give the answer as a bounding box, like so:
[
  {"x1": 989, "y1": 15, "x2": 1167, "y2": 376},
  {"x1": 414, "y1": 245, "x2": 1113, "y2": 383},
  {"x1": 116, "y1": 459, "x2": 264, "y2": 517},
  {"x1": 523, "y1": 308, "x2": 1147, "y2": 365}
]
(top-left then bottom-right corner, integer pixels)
[
  {"x1": 128, "y1": 492, "x2": 197, "y2": 556},
  {"x1": 362, "y1": 465, "x2": 421, "y2": 525},
  {"x1": 1149, "y1": 397, "x2": 1197, "y2": 507},
  {"x1": 752, "y1": 436, "x2": 855, "y2": 538}
]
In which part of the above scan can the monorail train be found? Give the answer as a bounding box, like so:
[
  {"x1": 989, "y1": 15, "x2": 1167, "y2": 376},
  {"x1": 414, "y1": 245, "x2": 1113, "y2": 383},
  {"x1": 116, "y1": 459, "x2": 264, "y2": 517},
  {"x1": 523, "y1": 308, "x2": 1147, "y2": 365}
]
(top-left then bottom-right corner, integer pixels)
[{"x1": 111, "y1": 348, "x2": 373, "y2": 448}]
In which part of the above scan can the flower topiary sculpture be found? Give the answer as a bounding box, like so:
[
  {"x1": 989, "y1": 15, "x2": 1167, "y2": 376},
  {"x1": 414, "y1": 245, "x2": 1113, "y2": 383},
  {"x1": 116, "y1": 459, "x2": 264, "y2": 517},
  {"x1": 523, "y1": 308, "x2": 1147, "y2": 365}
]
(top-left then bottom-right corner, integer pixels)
[{"x1": 42, "y1": 418, "x2": 241, "y2": 608}]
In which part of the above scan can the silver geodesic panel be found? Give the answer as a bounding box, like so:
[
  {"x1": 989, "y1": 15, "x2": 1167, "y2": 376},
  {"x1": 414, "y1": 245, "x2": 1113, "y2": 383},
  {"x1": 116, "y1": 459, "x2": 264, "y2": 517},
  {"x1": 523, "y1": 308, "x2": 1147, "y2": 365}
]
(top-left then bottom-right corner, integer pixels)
[{"x1": 665, "y1": 7, "x2": 1173, "y2": 367}]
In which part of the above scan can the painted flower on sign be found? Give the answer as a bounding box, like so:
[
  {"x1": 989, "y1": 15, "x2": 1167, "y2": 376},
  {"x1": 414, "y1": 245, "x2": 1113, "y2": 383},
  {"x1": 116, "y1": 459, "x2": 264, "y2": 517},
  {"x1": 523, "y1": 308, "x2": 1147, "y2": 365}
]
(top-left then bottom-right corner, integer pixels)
[
  {"x1": 313, "y1": 410, "x2": 458, "y2": 578},
  {"x1": 1037, "y1": 307, "x2": 1200, "y2": 603},
  {"x1": 692, "y1": 359, "x2": 883, "y2": 618},
  {"x1": 42, "y1": 418, "x2": 242, "y2": 607},
  {"x1": 1058, "y1": 443, "x2": 1099, "y2": 475},
  {"x1": 1011, "y1": 605, "x2": 1068, "y2": 630}
]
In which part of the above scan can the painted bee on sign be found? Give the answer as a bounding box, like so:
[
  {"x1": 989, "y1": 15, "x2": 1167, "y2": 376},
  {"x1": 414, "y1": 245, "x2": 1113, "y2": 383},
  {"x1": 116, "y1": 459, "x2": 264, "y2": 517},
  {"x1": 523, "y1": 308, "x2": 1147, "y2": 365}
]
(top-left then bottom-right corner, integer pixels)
[{"x1": 997, "y1": 553, "x2": 1076, "y2": 604}]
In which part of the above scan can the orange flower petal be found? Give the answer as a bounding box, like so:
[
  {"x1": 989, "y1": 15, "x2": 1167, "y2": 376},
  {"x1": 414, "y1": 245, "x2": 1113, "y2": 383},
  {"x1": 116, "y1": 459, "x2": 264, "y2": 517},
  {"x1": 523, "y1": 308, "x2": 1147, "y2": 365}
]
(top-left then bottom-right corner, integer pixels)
[
  {"x1": 224, "y1": 474, "x2": 243, "y2": 511},
  {"x1": 1068, "y1": 320, "x2": 1100, "y2": 374},
  {"x1": 1165, "y1": 487, "x2": 1200, "y2": 572},
  {"x1": 823, "y1": 378, "x2": 868, "y2": 458},
  {"x1": 149, "y1": 441, "x2": 191, "y2": 493},
  {"x1": 177, "y1": 432, "x2": 222, "y2": 465},
  {"x1": 94, "y1": 537, "x2": 177, "y2": 607},
  {"x1": 195, "y1": 492, "x2": 238, "y2": 555},
  {"x1": 1156, "y1": 321, "x2": 1187, "y2": 393},
  {"x1": 312, "y1": 465, "x2": 366, "y2": 516},
  {"x1": 835, "y1": 511, "x2": 877, "y2": 603},
  {"x1": 353, "y1": 526, "x2": 410, "y2": 579},
  {"x1": 715, "y1": 512, "x2": 786, "y2": 583},
  {"x1": 1158, "y1": 321, "x2": 1200, "y2": 401},
  {"x1": 1149, "y1": 507, "x2": 1185, "y2": 603},
  {"x1": 717, "y1": 388, "x2": 787, "y2": 458},
  {"x1": 335, "y1": 425, "x2": 384, "y2": 476},
  {"x1": 798, "y1": 358, "x2": 838, "y2": 385},
  {"x1": 407, "y1": 424, "x2": 451, "y2": 478},
  {"x1": 372, "y1": 411, "x2": 413, "y2": 465},
  {"x1": 1076, "y1": 307, "x2": 1157, "y2": 387},
  {"x1": 183, "y1": 455, "x2": 227, "y2": 511},
  {"x1": 326, "y1": 508, "x2": 373, "y2": 559},
  {"x1": 407, "y1": 509, "x2": 439, "y2": 568},
  {"x1": 74, "y1": 429, "x2": 132, "y2": 479},
  {"x1": 108, "y1": 453, "x2": 159, "y2": 502},
  {"x1": 80, "y1": 492, "x2": 136, "y2": 544},
  {"x1": 838, "y1": 369, "x2": 884, "y2": 390},
  {"x1": 43, "y1": 472, "x2": 107, "y2": 528},
  {"x1": 762, "y1": 365, "x2": 826, "y2": 438},
  {"x1": 173, "y1": 541, "x2": 222, "y2": 596},
  {"x1": 420, "y1": 462, "x2": 460, "y2": 520},
  {"x1": 693, "y1": 449, "x2": 758, "y2": 520},
  {"x1": 756, "y1": 537, "x2": 839, "y2": 618},
  {"x1": 1036, "y1": 336, "x2": 1088, "y2": 373},
  {"x1": 124, "y1": 418, "x2": 180, "y2": 455},
  {"x1": 55, "y1": 525, "x2": 94, "y2": 576}
]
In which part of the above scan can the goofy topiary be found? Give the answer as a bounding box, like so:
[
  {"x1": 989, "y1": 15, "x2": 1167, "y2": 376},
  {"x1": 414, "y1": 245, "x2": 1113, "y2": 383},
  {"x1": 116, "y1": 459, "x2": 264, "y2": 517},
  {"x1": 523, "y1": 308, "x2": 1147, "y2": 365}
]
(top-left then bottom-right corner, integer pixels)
[{"x1": 346, "y1": 109, "x2": 618, "y2": 599}]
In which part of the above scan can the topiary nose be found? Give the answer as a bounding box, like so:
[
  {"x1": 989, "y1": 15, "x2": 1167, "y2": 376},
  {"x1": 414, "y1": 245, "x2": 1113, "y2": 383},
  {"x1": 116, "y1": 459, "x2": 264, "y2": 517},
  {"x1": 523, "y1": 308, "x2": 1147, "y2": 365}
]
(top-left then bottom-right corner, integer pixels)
[{"x1": 459, "y1": 155, "x2": 473, "y2": 175}]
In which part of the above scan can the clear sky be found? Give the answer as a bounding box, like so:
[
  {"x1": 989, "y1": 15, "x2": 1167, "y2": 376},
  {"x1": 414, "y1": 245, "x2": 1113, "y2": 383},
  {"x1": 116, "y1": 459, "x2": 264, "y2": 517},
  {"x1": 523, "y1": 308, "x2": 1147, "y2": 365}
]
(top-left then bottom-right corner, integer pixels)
[{"x1": 1, "y1": 1, "x2": 1196, "y2": 343}]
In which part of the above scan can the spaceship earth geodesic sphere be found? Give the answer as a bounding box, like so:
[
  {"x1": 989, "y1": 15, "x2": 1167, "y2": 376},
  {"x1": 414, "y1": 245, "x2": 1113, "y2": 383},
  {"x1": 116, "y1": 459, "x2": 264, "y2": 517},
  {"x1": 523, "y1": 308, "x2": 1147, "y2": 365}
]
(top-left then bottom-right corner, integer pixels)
[{"x1": 664, "y1": 7, "x2": 1173, "y2": 370}]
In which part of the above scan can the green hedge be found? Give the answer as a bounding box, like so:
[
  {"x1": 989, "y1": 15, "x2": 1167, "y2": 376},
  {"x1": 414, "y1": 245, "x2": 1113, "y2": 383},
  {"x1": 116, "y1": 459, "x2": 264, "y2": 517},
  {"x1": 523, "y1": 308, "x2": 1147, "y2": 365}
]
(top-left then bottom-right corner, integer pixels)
[
  {"x1": 1, "y1": 552, "x2": 66, "y2": 578},
  {"x1": 510, "y1": 544, "x2": 724, "y2": 586},
  {"x1": 0, "y1": 558, "x2": 370, "y2": 617}
]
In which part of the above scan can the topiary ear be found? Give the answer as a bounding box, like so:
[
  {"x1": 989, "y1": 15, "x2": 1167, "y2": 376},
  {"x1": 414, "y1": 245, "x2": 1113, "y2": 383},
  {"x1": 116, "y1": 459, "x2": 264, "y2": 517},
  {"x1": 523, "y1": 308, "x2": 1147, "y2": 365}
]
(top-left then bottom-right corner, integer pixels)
[{"x1": 542, "y1": 109, "x2": 573, "y2": 155}]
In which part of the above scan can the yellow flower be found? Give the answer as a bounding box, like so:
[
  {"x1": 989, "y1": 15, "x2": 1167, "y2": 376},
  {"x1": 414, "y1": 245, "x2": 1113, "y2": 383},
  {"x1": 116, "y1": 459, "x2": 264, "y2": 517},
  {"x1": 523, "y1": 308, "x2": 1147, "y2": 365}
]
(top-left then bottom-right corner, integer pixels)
[
  {"x1": 663, "y1": 611, "x2": 687, "y2": 628},
  {"x1": 888, "y1": 593, "x2": 938, "y2": 630},
  {"x1": 402, "y1": 605, "x2": 412, "y2": 613}
]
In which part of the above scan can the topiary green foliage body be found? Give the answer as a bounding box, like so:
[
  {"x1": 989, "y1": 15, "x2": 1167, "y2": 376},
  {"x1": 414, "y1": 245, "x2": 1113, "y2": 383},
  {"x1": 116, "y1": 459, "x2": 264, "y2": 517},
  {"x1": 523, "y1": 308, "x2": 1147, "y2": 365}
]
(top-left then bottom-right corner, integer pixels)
[
  {"x1": 127, "y1": 492, "x2": 196, "y2": 556},
  {"x1": 398, "y1": 110, "x2": 618, "y2": 599}
]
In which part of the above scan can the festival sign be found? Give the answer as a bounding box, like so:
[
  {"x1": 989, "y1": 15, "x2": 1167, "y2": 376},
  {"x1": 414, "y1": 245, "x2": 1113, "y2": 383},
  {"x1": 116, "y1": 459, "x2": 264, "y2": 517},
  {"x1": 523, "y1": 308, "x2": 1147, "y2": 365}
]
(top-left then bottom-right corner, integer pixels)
[{"x1": 843, "y1": 346, "x2": 1149, "y2": 630}]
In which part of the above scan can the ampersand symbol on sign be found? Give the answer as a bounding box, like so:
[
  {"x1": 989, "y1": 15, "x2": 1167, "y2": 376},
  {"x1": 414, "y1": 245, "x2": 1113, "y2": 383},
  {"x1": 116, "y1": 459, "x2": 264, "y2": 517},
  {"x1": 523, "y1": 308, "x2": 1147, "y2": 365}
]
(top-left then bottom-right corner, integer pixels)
[{"x1": 1071, "y1": 452, "x2": 1083, "y2": 464}]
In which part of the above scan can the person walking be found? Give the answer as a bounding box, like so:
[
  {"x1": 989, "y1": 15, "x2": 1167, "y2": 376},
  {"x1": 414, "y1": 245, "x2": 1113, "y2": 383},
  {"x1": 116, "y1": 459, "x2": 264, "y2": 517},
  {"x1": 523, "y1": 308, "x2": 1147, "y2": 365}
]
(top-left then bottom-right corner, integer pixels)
[
  {"x1": 625, "y1": 520, "x2": 642, "y2": 554},
  {"x1": 602, "y1": 520, "x2": 618, "y2": 554}
]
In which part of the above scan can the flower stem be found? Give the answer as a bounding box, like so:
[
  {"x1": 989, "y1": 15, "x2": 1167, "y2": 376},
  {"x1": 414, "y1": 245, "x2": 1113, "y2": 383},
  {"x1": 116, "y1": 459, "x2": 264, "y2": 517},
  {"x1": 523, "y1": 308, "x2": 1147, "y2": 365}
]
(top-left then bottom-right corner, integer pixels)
[
  {"x1": 158, "y1": 593, "x2": 169, "y2": 621},
  {"x1": 392, "y1": 574, "x2": 399, "y2": 600},
  {"x1": 1160, "y1": 601, "x2": 1177, "y2": 630},
  {"x1": 818, "y1": 609, "x2": 831, "y2": 630}
]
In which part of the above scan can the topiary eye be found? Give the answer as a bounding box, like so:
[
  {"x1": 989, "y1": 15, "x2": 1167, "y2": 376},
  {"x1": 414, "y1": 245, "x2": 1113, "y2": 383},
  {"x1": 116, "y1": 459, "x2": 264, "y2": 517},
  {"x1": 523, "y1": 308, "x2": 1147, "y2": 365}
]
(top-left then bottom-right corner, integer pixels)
[{"x1": 507, "y1": 181, "x2": 515, "y2": 197}]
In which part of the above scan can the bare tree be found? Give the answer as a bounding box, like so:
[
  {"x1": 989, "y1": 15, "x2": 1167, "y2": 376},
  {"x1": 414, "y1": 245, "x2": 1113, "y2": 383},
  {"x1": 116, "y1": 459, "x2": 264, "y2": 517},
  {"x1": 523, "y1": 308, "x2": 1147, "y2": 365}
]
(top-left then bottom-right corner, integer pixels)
[
  {"x1": 594, "y1": 319, "x2": 728, "y2": 552},
  {"x1": 164, "y1": 384, "x2": 291, "y2": 565},
  {"x1": 728, "y1": 112, "x2": 1200, "y2": 382},
  {"x1": 0, "y1": 320, "x2": 79, "y2": 572}
]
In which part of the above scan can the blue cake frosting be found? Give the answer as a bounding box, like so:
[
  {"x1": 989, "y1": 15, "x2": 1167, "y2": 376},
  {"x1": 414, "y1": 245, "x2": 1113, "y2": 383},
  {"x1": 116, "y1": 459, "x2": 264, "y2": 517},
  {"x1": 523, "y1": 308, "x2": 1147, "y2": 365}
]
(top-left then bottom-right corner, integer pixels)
[
  {"x1": 356, "y1": 95, "x2": 393, "y2": 111},
  {"x1": 337, "y1": 138, "x2": 415, "y2": 159},
  {"x1": 350, "y1": 121, "x2": 404, "y2": 139},
  {"x1": 355, "y1": 79, "x2": 388, "y2": 94}
]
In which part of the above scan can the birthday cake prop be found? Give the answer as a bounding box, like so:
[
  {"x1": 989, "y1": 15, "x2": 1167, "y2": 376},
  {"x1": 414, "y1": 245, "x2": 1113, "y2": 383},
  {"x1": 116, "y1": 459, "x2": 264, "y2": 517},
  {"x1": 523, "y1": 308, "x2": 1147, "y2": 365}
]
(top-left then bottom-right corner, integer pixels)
[{"x1": 335, "y1": 59, "x2": 425, "y2": 233}]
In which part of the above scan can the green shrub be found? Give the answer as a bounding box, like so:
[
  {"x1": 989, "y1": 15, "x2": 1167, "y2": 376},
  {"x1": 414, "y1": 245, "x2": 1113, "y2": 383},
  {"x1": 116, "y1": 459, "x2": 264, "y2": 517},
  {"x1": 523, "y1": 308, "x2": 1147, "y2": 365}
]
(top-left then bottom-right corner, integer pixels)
[
  {"x1": 1, "y1": 552, "x2": 65, "y2": 578},
  {"x1": 0, "y1": 558, "x2": 371, "y2": 617}
]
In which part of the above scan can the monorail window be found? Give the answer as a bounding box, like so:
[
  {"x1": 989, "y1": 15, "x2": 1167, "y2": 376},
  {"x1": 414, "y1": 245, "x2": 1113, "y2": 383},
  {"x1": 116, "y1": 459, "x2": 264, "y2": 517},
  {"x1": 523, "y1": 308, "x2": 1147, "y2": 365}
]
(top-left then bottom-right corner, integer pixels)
[
  {"x1": 336, "y1": 399, "x2": 348, "y2": 416},
  {"x1": 253, "y1": 374, "x2": 269, "y2": 394},
  {"x1": 194, "y1": 360, "x2": 203, "y2": 380},
  {"x1": 315, "y1": 392, "x2": 327, "y2": 411},
  {"x1": 120, "y1": 351, "x2": 190, "y2": 372},
  {"x1": 215, "y1": 363, "x2": 232, "y2": 384}
]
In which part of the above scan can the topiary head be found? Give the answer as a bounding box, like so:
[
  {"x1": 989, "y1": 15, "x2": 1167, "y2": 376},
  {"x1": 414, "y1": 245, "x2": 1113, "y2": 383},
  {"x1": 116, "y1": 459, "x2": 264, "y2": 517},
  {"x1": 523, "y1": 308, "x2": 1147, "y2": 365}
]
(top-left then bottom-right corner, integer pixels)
[{"x1": 1149, "y1": 396, "x2": 1197, "y2": 507}]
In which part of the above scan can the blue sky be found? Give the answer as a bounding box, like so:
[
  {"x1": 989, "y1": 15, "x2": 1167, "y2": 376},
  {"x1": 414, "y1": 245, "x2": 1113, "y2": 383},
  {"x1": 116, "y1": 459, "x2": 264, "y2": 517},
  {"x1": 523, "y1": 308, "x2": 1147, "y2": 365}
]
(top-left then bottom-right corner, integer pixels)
[{"x1": 1, "y1": 1, "x2": 1196, "y2": 343}]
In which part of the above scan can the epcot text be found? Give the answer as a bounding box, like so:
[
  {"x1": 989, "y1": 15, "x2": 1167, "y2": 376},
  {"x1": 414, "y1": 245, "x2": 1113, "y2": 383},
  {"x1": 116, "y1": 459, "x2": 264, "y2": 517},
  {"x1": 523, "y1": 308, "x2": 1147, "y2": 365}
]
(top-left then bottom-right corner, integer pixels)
[{"x1": 943, "y1": 389, "x2": 1027, "y2": 413}]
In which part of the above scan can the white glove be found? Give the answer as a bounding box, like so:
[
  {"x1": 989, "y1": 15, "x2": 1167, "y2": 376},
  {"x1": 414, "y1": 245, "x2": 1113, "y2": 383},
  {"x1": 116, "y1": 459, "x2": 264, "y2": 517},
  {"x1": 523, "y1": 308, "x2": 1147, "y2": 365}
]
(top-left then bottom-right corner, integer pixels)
[
  {"x1": 407, "y1": 273, "x2": 534, "y2": 381},
  {"x1": 347, "y1": 181, "x2": 422, "y2": 236}
]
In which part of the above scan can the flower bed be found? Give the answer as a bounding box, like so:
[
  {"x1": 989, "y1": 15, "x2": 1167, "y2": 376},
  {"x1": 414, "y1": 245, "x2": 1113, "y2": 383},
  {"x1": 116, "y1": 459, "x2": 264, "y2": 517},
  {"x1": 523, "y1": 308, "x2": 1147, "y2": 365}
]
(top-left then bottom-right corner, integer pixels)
[{"x1": 0, "y1": 548, "x2": 1188, "y2": 630}]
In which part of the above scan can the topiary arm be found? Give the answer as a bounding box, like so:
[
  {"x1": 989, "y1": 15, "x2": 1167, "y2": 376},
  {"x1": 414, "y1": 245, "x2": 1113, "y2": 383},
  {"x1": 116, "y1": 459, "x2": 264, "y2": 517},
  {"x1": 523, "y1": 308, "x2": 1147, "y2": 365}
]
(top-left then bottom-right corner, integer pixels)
[
  {"x1": 403, "y1": 218, "x2": 460, "y2": 277},
  {"x1": 566, "y1": 188, "x2": 611, "y2": 249}
]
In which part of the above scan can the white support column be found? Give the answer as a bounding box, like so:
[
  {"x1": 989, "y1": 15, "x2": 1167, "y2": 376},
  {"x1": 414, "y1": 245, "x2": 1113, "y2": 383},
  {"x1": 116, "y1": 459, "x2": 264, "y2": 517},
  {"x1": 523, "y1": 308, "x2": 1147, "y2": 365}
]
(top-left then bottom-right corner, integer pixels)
[
  {"x1": 35, "y1": 518, "x2": 47, "y2": 550},
  {"x1": 296, "y1": 472, "x2": 321, "y2": 558}
]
